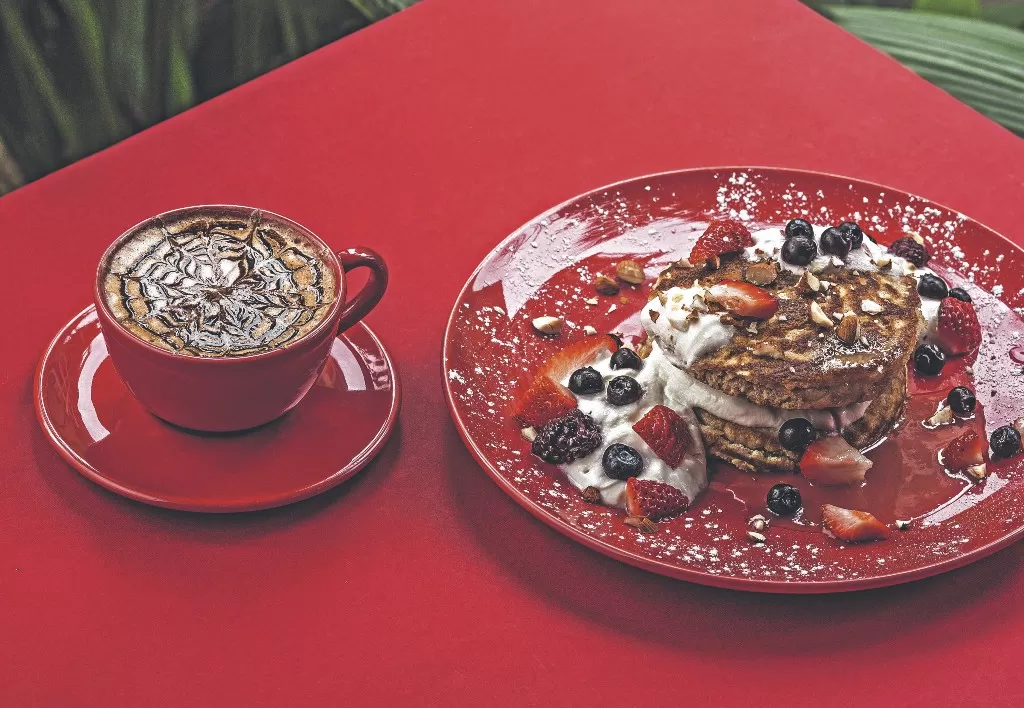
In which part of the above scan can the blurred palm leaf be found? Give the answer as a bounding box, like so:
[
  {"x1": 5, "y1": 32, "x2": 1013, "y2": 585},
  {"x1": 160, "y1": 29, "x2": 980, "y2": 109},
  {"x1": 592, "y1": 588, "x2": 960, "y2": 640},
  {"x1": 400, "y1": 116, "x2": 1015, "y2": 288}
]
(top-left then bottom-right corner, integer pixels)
[
  {"x1": 0, "y1": 0, "x2": 418, "y2": 194},
  {"x1": 827, "y1": 6, "x2": 1024, "y2": 135}
]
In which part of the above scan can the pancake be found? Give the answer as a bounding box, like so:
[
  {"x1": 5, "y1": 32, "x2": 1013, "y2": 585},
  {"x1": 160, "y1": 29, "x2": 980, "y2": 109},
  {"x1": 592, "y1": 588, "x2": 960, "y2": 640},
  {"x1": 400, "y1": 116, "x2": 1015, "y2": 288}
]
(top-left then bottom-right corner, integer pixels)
[{"x1": 649, "y1": 252, "x2": 924, "y2": 409}]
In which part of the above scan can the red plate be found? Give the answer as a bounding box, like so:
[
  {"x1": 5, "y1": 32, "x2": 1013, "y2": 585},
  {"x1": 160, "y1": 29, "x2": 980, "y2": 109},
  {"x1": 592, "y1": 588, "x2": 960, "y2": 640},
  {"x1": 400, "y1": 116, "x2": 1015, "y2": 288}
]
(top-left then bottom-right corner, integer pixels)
[
  {"x1": 442, "y1": 167, "x2": 1024, "y2": 593},
  {"x1": 36, "y1": 306, "x2": 400, "y2": 512}
]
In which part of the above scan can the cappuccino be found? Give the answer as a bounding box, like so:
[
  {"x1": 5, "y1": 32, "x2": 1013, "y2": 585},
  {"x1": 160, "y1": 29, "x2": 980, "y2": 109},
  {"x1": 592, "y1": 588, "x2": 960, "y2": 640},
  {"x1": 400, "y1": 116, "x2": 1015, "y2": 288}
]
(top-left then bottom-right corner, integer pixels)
[{"x1": 100, "y1": 209, "x2": 338, "y2": 357}]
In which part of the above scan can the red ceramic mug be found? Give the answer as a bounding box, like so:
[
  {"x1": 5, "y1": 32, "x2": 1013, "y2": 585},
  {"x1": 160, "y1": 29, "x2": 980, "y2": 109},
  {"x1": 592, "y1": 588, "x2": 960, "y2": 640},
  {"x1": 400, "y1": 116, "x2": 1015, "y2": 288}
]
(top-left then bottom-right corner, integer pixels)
[{"x1": 94, "y1": 205, "x2": 388, "y2": 432}]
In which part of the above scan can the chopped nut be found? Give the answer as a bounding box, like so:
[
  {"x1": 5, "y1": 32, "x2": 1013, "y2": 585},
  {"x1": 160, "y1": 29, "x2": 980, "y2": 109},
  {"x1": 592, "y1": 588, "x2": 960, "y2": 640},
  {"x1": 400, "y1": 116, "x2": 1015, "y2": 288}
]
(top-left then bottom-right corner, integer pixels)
[
  {"x1": 752, "y1": 342, "x2": 784, "y2": 359},
  {"x1": 520, "y1": 426, "x2": 537, "y2": 442},
  {"x1": 874, "y1": 255, "x2": 892, "y2": 269},
  {"x1": 831, "y1": 256, "x2": 844, "y2": 268},
  {"x1": 584, "y1": 297, "x2": 599, "y2": 306},
  {"x1": 684, "y1": 310, "x2": 701, "y2": 325},
  {"x1": 895, "y1": 519, "x2": 911, "y2": 531},
  {"x1": 624, "y1": 516, "x2": 659, "y2": 533},
  {"x1": 706, "y1": 255, "x2": 721, "y2": 271},
  {"x1": 748, "y1": 515, "x2": 769, "y2": 533},
  {"x1": 798, "y1": 270, "x2": 821, "y2": 295},
  {"x1": 833, "y1": 312, "x2": 844, "y2": 321},
  {"x1": 746, "y1": 322, "x2": 758, "y2": 335},
  {"x1": 926, "y1": 406, "x2": 954, "y2": 427},
  {"x1": 648, "y1": 309, "x2": 661, "y2": 323},
  {"x1": 965, "y1": 463, "x2": 988, "y2": 481},
  {"x1": 583, "y1": 325, "x2": 598, "y2": 336},
  {"x1": 635, "y1": 338, "x2": 653, "y2": 359},
  {"x1": 532, "y1": 316, "x2": 563, "y2": 335},
  {"x1": 581, "y1": 486, "x2": 602, "y2": 504},
  {"x1": 720, "y1": 314, "x2": 744, "y2": 328},
  {"x1": 910, "y1": 232, "x2": 925, "y2": 245},
  {"x1": 619, "y1": 296, "x2": 630, "y2": 305},
  {"x1": 777, "y1": 314, "x2": 788, "y2": 322},
  {"x1": 859, "y1": 335, "x2": 869, "y2": 346},
  {"x1": 658, "y1": 291, "x2": 668, "y2": 306},
  {"x1": 820, "y1": 280, "x2": 831, "y2": 292},
  {"x1": 745, "y1": 261, "x2": 779, "y2": 286},
  {"x1": 615, "y1": 260, "x2": 645, "y2": 285},
  {"x1": 809, "y1": 301, "x2": 834, "y2": 328},
  {"x1": 748, "y1": 514, "x2": 768, "y2": 526},
  {"x1": 837, "y1": 313, "x2": 860, "y2": 344},
  {"x1": 691, "y1": 294, "x2": 708, "y2": 312},
  {"x1": 746, "y1": 530, "x2": 766, "y2": 544},
  {"x1": 861, "y1": 299, "x2": 883, "y2": 314},
  {"x1": 594, "y1": 274, "x2": 620, "y2": 296},
  {"x1": 1014, "y1": 417, "x2": 1024, "y2": 438},
  {"x1": 675, "y1": 258, "x2": 693, "y2": 268}
]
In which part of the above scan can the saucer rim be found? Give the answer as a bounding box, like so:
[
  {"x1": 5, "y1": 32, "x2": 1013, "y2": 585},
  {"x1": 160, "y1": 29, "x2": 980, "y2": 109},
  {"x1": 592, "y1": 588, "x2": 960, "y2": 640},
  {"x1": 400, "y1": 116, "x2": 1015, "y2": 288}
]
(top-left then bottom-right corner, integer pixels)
[{"x1": 34, "y1": 304, "x2": 401, "y2": 513}]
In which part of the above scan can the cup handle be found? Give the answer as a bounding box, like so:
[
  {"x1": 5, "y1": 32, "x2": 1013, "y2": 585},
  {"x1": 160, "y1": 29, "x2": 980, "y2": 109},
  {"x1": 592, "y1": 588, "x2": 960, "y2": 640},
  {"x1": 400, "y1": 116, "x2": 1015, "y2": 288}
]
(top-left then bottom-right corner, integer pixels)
[{"x1": 335, "y1": 247, "x2": 388, "y2": 333}]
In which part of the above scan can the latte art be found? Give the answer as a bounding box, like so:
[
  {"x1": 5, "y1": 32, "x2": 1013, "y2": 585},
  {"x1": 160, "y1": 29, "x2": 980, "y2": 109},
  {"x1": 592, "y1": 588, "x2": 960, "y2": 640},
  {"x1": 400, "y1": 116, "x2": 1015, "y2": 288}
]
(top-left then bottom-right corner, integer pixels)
[{"x1": 101, "y1": 209, "x2": 338, "y2": 357}]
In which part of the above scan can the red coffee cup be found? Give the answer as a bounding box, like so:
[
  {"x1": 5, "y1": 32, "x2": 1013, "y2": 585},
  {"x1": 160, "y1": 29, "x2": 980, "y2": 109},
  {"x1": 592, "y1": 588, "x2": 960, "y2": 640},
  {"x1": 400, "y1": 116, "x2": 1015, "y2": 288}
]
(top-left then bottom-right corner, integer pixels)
[{"x1": 94, "y1": 205, "x2": 388, "y2": 432}]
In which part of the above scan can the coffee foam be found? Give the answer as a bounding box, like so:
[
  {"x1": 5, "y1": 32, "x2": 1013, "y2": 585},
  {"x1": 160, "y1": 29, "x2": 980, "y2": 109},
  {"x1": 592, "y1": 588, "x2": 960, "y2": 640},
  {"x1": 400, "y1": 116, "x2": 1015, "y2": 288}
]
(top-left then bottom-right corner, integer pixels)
[{"x1": 100, "y1": 209, "x2": 338, "y2": 357}]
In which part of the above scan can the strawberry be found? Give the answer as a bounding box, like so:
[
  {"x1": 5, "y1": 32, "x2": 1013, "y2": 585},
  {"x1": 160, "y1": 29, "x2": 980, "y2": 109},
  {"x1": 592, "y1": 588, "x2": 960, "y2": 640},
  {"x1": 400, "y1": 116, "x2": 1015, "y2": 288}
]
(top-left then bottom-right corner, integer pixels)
[
  {"x1": 799, "y1": 436, "x2": 873, "y2": 486},
  {"x1": 510, "y1": 335, "x2": 615, "y2": 427},
  {"x1": 689, "y1": 218, "x2": 754, "y2": 264},
  {"x1": 936, "y1": 297, "x2": 981, "y2": 356},
  {"x1": 511, "y1": 376, "x2": 577, "y2": 428},
  {"x1": 537, "y1": 335, "x2": 617, "y2": 381},
  {"x1": 625, "y1": 478, "x2": 689, "y2": 519},
  {"x1": 706, "y1": 280, "x2": 779, "y2": 320},
  {"x1": 942, "y1": 429, "x2": 987, "y2": 471},
  {"x1": 821, "y1": 504, "x2": 891, "y2": 543},
  {"x1": 632, "y1": 405, "x2": 691, "y2": 467}
]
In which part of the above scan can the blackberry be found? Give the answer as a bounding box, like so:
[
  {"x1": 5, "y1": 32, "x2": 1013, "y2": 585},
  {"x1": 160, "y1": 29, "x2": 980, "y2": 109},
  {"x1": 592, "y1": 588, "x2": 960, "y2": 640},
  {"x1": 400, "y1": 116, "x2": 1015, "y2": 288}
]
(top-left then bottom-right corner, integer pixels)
[
  {"x1": 888, "y1": 237, "x2": 930, "y2": 267},
  {"x1": 948, "y1": 287, "x2": 972, "y2": 303},
  {"x1": 990, "y1": 426, "x2": 1022, "y2": 459},
  {"x1": 947, "y1": 386, "x2": 976, "y2": 417},
  {"x1": 767, "y1": 484, "x2": 802, "y2": 516},
  {"x1": 602, "y1": 443, "x2": 644, "y2": 480},
  {"x1": 782, "y1": 236, "x2": 816, "y2": 266},
  {"x1": 531, "y1": 410, "x2": 602, "y2": 464},
  {"x1": 820, "y1": 227, "x2": 852, "y2": 259},
  {"x1": 610, "y1": 348, "x2": 643, "y2": 371},
  {"x1": 785, "y1": 219, "x2": 814, "y2": 241},
  {"x1": 838, "y1": 221, "x2": 864, "y2": 249},
  {"x1": 568, "y1": 367, "x2": 604, "y2": 395},
  {"x1": 914, "y1": 343, "x2": 946, "y2": 376},
  {"x1": 778, "y1": 418, "x2": 816, "y2": 453},
  {"x1": 607, "y1": 376, "x2": 643, "y2": 406},
  {"x1": 917, "y1": 273, "x2": 949, "y2": 299}
]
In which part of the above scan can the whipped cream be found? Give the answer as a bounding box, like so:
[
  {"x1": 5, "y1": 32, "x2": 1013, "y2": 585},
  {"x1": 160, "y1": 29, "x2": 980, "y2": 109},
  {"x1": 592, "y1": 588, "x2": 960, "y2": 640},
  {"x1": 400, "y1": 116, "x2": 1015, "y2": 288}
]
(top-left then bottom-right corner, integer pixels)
[{"x1": 559, "y1": 351, "x2": 708, "y2": 508}]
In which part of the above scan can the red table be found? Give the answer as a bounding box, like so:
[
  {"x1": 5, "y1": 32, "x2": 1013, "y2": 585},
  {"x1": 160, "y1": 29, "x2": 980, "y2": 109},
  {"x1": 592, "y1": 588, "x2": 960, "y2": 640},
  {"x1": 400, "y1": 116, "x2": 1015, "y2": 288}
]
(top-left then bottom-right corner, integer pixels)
[{"x1": 4, "y1": 0, "x2": 1024, "y2": 704}]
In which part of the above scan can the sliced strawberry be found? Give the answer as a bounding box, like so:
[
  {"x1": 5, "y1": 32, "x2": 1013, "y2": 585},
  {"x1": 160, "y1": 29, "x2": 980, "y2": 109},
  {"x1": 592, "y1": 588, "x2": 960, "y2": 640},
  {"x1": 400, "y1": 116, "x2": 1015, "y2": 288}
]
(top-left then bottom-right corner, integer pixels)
[
  {"x1": 706, "y1": 280, "x2": 779, "y2": 320},
  {"x1": 511, "y1": 376, "x2": 577, "y2": 428},
  {"x1": 799, "y1": 436, "x2": 873, "y2": 486},
  {"x1": 632, "y1": 405, "x2": 691, "y2": 468},
  {"x1": 625, "y1": 478, "x2": 689, "y2": 520},
  {"x1": 821, "y1": 504, "x2": 891, "y2": 543},
  {"x1": 936, "y1": 297, "x2": 981, "y2": 356},
  {"x1": 942, "y1": 429, "x2": 987, "y2": 471},
  {"x1": 689, "y1": 218, "x2": 754, "y2": 264},
  {"x1": 537, "y1": 334, "x2": 617, "y2": 381}
]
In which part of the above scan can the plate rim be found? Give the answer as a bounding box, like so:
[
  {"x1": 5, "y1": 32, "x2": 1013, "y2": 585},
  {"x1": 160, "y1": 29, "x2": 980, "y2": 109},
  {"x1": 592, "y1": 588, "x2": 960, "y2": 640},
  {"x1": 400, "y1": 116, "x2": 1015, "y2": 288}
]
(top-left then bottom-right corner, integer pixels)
[
  {"x1": 441, "y1": 165, "x2": 1024, "y2": 593},
  {"x1": 35, "y1": 304, "x2": 401, "y2": 513}
]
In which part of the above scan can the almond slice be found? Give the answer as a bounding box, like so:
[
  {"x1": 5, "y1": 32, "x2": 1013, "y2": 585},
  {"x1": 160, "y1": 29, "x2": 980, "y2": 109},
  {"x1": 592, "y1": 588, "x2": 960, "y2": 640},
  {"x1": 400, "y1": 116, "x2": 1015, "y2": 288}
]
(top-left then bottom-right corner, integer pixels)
[
  {"x1": 809, "y1": 301, "x2": 834, "y2": 328},
  {"x1": 532, "y1": 316, "x2": 563, "y2": 335}
]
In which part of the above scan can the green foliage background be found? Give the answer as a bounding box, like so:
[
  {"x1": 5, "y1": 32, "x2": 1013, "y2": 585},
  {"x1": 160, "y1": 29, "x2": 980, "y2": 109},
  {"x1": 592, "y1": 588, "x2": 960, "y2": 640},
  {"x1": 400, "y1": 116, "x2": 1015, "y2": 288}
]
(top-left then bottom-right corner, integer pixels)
[{"x1": 0, "y1": 0, "x2": 1021, "y2": 196}]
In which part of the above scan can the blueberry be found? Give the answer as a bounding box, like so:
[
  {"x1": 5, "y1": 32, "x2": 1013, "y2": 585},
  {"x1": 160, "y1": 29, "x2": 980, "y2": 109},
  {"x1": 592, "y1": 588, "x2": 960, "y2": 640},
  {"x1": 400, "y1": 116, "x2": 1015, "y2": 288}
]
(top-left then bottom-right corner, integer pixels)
[
  {"x1": 990, "y1": 426, "x2": 1022, "y2": 459},
  {"x1": 607, "y1": 376, "x2": 643, "y2": 406},
  {"x1": 778, "y1": 418, "x2": 817, "y2": 453},
  {"x1": 838, "y1": 221, "x2": 864, "y2": 249},
  {"x1": 782, "y1": 235, "x2": 817, "y2": 266},
  {"x1": 602, "y1": 443, "x2": 644, "y2": 480},
  {"x1": 785, "y1": 219, "x2": 814, "y2": 241},
  {"x1": 767, "y1": 484, "x2": 802, "y2": 516},
  {"x1": 914, "y1": 343, "x2": 946, "y2": 376},
  {"x1": 568, "y1": 366, "x2": 604, "y2": 395},
  {"x1": 610, "y1": 348, "x2": 643, "y2": 371},
  {"x1": 917, "y1": 273, "x2": 949, "y2": 299},
  {"x1": 820, "y1": 227, "x2": 852, "y2": 259},
  {"x1": 948, "y1": 287, "x2": 972, "y2": 303},
  {"x1": 947, "y1": 386, "x2": 976, "y2": 417}
]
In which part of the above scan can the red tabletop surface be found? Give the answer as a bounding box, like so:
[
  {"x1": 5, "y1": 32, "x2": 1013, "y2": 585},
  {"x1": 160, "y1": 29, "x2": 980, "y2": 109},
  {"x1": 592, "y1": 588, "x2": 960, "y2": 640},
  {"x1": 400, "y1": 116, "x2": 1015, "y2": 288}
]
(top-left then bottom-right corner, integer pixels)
[{"x1": 3, "y1": 0, "x2": 1024, "y2": 704}]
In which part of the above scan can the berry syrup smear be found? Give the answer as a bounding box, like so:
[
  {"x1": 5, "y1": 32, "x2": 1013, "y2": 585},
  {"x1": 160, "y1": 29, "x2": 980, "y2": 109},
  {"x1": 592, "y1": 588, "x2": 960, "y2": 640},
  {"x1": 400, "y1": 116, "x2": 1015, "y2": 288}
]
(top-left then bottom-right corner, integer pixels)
[{"x1": 446, "y1": 170, "x2": 1024, "y2": 587}]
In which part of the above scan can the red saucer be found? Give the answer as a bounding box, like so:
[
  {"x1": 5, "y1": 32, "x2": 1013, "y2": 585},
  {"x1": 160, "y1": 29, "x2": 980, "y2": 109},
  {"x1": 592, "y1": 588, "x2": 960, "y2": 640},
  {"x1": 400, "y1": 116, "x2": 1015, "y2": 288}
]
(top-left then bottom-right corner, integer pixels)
[
  {"x1": 36, "y1": 306, "x2": 400, "y2": 512},
  {"x1": 443, "y1": 167, "x2": 1024, "y2": 593}
]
